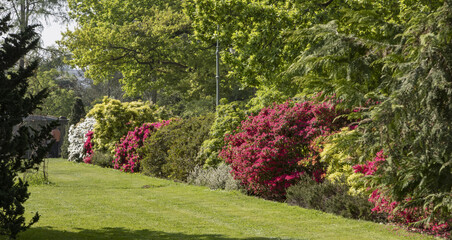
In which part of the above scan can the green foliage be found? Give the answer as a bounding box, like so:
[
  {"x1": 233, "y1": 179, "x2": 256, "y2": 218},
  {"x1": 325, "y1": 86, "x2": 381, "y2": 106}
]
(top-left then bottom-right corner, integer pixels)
[
  {"x1": 188, "y1": 0, "x2": 302, "y2": 91},
  {"x1": 245, "y1": 87, "x2": 289, "y2": 114},
  {"x1": 281, "y1": 0, "x2": 452, "y2": 222},
  {"x1": 69, "y1": 97, "x2": 86, "y2": 125},
  {"x1": 319, "y1": 129, "x2": 366, "y2": 195},
  {"x1": 197, "y1": 100, "x2": 246, "y2": 167},
  {"x1": 0, "y1": 15, "x2": 56, "y2": 239},
  {"x1": 140, "y1": 114, "x2": 214, "y2": 181},
  {"x1": 90, "y1": 151, "x2": 114, "y2": 168},
  {"x1": 28, "y1": 69, "x2": 76, "y2": 118},
  {"x1": 356, "y1": 0, "x2": 452, "y2": 221},
  {"x1": 87, "y1": 97, "x2": 160, "y2": 153},
  {"x1": 63, "y1": 0, "x2": 213, "y2": 99},
  {"x1": 22, "y1": 160, "x2": 50, "y2": 186},
  {"x1": 286, "y1": 175, "x2": 377, "y2": 221}
]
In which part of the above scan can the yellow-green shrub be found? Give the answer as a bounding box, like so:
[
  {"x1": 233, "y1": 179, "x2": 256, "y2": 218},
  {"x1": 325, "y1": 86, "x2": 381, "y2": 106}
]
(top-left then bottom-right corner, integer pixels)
[
  {"x1": 87, "y1": 97, "x2": 160, "y2": 153},
  {"x1": 320, "y1": 128, "x2": 365, "y2": 195}
]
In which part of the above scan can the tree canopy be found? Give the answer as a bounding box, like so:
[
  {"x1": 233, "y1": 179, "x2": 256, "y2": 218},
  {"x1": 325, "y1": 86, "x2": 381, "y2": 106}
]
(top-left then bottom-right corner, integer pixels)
[{"x1": 62, "y1": 0, "x2": 215, "y2": 101}]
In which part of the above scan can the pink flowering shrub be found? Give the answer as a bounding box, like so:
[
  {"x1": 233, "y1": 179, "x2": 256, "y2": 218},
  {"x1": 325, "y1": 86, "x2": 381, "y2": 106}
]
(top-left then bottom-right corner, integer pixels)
[
  {"x1": 220, "y1": 100, "x2": 347, "y2": 200},
  {"x1": 83, "y1": 130, "x2": 94, "y2": 164},
  {"x1": 114, "y1": 120, "x2": 172, "y2": 172},
  {"x1": 352, "y1": 149, "x2": 386, "y2": 176},
  {"x1": 354, "y1": 151, "x2": 451, "y2": 238}
]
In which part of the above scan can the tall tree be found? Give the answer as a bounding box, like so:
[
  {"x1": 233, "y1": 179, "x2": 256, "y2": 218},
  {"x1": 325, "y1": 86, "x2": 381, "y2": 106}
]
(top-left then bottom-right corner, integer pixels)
[
  {"x1": 62, "y1": 0, "x2": 252, "y2": 116},
  {"x1": 356, "y1": 0, "x2": 452, "y2": 220},
  {"x1": 0, "y1": 13, "x2": 55, "y2": 239},
  {"x1": 187, "y1": 0, "x2": 348, "y2": 94},
  {"x1": 62, "y1": 0, "x2": 215, "y2": 99}
]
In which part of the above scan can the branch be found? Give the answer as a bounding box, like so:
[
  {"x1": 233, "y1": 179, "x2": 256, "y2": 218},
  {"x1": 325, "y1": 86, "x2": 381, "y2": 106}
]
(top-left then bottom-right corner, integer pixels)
[
  {"x1": 106, "y1": 43, "x2": 189, "y2": 70},
  {"x1": 319, "y1": 0, "x2": 335, "y2": 8}
]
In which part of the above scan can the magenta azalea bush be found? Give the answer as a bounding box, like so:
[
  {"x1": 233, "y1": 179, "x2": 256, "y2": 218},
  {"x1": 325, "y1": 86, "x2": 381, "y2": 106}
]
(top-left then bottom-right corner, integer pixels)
[
  {"x1": 114, "y1": 120, "x2": 173, "y2": 172},
  {"x1": 83, "y1": 130, "x2": 94, "y2": 164},
  {"x1": 220, "y1": 100, "x2": 346, "y2": 200},
  {"x1": 353, "y1": 151, "x2": 451, "y2": 238}
]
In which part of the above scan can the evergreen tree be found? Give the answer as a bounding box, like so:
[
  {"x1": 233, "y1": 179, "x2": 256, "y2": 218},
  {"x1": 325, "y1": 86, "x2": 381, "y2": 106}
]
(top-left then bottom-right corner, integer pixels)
[
  {"x1": 360, "y1": 0, "x2": 452, "y2": 220},
  {"x1": 69, "y1": 97, "x2": 85, "y2": 125},
  {"x1": 0, "y1": 14, "x2": 55, "y2": 239}
]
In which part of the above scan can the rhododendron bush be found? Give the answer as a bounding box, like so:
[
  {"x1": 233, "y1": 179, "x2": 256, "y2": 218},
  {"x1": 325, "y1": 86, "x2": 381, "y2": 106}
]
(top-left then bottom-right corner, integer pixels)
[
  {"x1": 114, "y1": 120, "x2": 173, "y2": 172},
  {"x1": 220, "y1": 100, "x2": 347, "y2": 199}
]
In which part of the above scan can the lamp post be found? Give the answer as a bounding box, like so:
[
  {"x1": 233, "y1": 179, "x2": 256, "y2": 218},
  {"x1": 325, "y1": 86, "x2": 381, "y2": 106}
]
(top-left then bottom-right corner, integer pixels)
[{"x1": 215, "y1": 24, "x2": 220, "y2": 108}]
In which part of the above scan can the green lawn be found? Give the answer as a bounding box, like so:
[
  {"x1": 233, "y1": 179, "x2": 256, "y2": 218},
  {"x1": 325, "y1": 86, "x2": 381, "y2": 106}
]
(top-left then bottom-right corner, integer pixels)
[{"x1": 15, "y1": 158, "x2": 433, "y2": 240}]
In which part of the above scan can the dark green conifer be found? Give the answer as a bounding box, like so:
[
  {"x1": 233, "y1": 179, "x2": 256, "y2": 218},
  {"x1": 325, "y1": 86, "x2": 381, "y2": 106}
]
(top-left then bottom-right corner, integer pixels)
[
  {"x1": 0, "y1": 13, "x2": 56, "y2": 239},
  {"x1": 69, "y1": 97, "x2": 85, "y2": 126}
]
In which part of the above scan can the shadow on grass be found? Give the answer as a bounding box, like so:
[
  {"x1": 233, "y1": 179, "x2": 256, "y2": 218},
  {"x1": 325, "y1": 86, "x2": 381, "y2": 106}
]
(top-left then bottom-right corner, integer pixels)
[{"x1": 18, "y1": 227, "x2": 306, "y2": 240}]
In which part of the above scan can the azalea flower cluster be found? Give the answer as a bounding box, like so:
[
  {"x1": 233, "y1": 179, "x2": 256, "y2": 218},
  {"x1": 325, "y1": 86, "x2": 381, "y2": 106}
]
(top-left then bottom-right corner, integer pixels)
[
  {"x1": 114, "y1": 120, "x2": 173, "y2": 172},
  {"x1": 83, "y1": 131, "x2": 94, "y2": 164},
  {"x1": 353, "y1": 151, "x2": 450, "y2": 238},
  {"x1": 220, "y1": 100, "x2": 345, "y2": 199}
]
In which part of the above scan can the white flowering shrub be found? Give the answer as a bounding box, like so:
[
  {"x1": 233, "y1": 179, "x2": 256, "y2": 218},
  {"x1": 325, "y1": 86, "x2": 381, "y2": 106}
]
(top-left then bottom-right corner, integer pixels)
[{"x1": 67, "y1": 117, "x2": 96, "y2": 162}]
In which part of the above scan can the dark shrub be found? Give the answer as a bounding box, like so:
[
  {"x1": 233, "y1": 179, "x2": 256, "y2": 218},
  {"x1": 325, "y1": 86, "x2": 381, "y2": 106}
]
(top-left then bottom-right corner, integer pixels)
[
  {"x1": 140, "y1": 114, "x2": 214, "y2": 181},
  {"x1": 286, "y1": 175, "x2": 377, "y2": 221}
]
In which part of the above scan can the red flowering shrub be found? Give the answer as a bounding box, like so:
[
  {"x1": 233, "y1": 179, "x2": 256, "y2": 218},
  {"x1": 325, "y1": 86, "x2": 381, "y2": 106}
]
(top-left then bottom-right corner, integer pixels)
[
  {"x1": 83, "y1": 130, "x2": 94, "y2": 164},
  {"x1": 114, "y1": 120, "x2": 173, "y2": 172},
  {"x1": 354, "y1": 151, "x2": 451, "y2": 238},
  {"x1": 220, "y1": 100, "x2": 346, "y2": 200}
]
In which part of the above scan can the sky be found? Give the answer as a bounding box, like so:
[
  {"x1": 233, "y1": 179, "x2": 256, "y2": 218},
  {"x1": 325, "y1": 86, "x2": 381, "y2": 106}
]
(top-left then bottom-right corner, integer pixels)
[{"x1": 40, "y1": 19, "x2": 74, "y2": 47}]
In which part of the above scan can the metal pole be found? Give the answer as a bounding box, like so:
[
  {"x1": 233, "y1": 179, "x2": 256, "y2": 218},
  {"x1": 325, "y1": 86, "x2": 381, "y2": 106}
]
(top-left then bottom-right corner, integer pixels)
[{"x1": 216, "y1": 24, "x2": 220, "y2": 108}]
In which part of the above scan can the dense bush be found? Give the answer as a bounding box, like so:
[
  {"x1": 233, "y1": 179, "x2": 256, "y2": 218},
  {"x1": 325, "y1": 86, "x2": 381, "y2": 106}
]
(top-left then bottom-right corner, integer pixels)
[
  {"x1": 114, "y1": 120, "x2": 173, "y2": 172},
  {"x1": 187, "y1": 164, "x2": 241, "y2": 190},
  {"x1": 244, "y1": 87, "x2": 289, "y2": 114},
  {"x1": 67, "y1": 117, "x2": 96, "y2": 162},
  {"x1": 220, "y1": 100, "x2": 347, "y2": 200},
  {"x1": 140, "y1": 114, "x2": 214, "y2": 181},
  {"x1": 286, "y1": 175, "x2": 376, "y2": 221},
  {"x1": 90, "y1": 151, "x2": 114, "y2": 168},
  {"x1": 197, "y1": 100, "x2": 247, "y2": 167},
  {"x1": 319, "y1": 129, "x2": 367, "y2": 195},
  {"x1": 87, "y1": 97, "x2": 160, "y2": 153}
]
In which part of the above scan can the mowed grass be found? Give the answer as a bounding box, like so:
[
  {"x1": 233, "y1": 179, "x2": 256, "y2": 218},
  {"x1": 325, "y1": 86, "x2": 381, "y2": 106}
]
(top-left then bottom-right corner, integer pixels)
[{"x1": 15, "y1": 158, "x2": 433, "y2": 240}]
